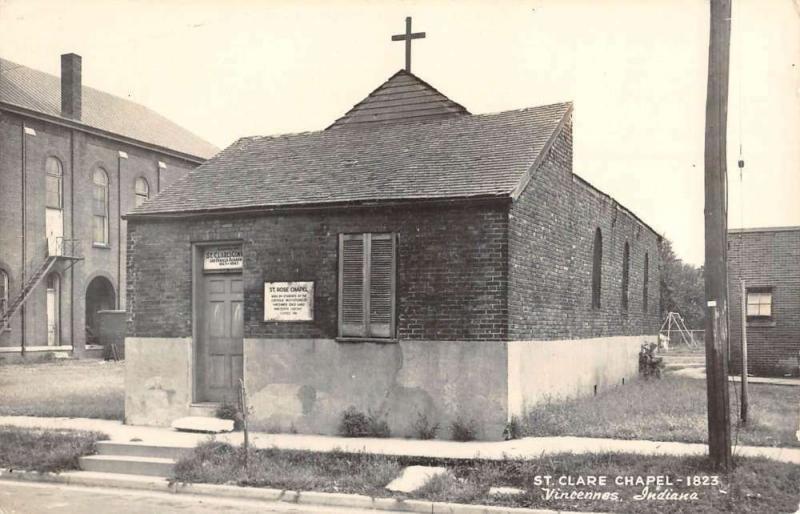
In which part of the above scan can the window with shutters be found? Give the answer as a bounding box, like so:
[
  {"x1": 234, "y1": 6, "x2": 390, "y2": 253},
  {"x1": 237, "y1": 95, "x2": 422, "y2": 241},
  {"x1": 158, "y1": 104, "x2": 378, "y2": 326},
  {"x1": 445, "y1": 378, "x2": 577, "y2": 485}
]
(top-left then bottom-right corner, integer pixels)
[{"x1": 338, "y1": 233, "x2": 396, "y2": 339}]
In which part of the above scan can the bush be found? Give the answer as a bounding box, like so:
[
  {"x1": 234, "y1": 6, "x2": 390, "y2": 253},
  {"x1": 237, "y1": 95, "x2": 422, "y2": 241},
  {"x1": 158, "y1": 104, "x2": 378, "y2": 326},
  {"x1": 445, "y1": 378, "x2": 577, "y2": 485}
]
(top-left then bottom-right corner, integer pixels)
[
  {"x1": 450, "y1": 417, "x2": 478, "y2": 442},
  {"x1": 216, "y1": 402, "x2": 244, "y2": 431},
  {"x1": 503, "y1": 416, "x2": 522, "y2": 440},
  {"x1": 412, "y1": 412, "x2": 440, "y2": 440},
  {"x1": 338, "y1": 407, "x2": 391, "y2": 438},
  {"x1": 638, "y1": 342, "x2": 664, "y2": 379},
  {"x1": 0, "y1": 426, "x2": 108, "y2": 473}
]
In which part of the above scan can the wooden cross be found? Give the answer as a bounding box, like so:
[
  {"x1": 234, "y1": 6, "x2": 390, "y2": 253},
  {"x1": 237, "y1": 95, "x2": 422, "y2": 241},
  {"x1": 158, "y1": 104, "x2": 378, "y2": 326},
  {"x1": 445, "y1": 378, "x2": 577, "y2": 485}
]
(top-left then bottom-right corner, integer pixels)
[{"x1": 391, "y1": 17, "x2": 425, "y2": 73}]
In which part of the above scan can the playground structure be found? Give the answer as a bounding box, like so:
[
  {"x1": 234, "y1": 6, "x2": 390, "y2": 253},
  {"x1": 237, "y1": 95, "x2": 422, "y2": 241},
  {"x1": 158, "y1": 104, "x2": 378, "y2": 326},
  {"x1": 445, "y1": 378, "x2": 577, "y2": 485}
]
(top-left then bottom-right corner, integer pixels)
[{"x1": 659, "y1": 311, "x2": 703, "y2": 350}]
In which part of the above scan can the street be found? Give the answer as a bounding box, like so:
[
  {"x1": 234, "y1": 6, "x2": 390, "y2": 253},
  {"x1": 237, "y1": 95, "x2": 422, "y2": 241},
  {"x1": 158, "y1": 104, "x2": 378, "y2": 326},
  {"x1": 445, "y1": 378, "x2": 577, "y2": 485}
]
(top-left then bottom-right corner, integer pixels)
[{"x1": 0, "y1": 481, "x2": 390, "y2": 514}]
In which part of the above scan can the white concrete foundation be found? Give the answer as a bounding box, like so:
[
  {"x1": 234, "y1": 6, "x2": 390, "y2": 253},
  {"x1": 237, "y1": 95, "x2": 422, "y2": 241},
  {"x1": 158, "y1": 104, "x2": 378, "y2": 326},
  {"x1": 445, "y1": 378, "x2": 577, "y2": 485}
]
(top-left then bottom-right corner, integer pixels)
[{"x1": 507, "y1": 335, "x2": 655, "y2": 418}]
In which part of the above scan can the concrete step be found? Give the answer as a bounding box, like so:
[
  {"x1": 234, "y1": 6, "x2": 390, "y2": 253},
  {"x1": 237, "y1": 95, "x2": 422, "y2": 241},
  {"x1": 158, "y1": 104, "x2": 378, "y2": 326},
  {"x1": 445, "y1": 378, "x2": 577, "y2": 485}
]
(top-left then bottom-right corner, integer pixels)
[
  {"x1": 96, "y1": 441, "x2": 194, "y2": 460},
  {"x1": 189, "y1": 402, "x2": 221, "y2": 417},
  {"x1": 171, "y1": 416, "x2": 234, "y2": 433},
  {"x1": 60, "y1": 470, "x2": 169, "y2": 490},
  {"x1": 79, "y1": 455, "x2": 176, "y2": 477}
]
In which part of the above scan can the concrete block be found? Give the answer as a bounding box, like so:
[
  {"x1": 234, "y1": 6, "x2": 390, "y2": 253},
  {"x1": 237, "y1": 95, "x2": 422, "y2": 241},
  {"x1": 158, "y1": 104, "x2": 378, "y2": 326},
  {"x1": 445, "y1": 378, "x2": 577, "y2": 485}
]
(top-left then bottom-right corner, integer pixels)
[
  {"x1": 386, "y1": 466, "x2": 448, "y2": 493},
  {"x1": 79, "y1": 455, "x2": 175, "y2": 477},
  {"x1": 171, "y1": 416, "x2": 234, "y2": 433},
  {"x1": 489, "y1": 486, "x2": 525, "y2": 496}
]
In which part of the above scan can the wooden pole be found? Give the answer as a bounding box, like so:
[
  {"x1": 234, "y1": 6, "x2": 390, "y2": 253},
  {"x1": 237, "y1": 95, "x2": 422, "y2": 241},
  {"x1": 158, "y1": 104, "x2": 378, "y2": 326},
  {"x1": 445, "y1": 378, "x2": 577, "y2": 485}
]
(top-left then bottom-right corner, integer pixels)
[
  {"x1": 740, "y1": 280, "x2": 749, "y2": 423},
  {"x1": 703, "y1": 0, "x2": 733, "y2": 472}
]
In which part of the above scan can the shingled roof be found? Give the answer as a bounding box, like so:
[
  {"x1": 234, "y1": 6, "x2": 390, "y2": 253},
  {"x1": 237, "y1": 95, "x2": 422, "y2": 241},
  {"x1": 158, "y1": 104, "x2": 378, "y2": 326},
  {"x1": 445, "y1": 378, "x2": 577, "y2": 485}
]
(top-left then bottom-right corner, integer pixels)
[
  {"x1": 131, "y1": 100, "x2": 573, "y2": 217},
  {"x1": 0, "y1": 57, "x2": 218, "y2": 160},
  {"x1": 328, "y1": 70, "x2": 469, "y2": 128}
]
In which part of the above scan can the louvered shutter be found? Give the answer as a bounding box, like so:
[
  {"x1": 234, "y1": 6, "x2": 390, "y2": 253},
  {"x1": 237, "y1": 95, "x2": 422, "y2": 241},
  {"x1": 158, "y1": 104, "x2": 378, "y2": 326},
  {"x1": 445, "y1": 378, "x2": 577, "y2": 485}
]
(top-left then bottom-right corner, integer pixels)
[
  {"x1": 368, "y1": 233, "x2": 395, "y2": 338},
  {"x1": 339, "y1": 234, "x2": 367, "y2": 337}
]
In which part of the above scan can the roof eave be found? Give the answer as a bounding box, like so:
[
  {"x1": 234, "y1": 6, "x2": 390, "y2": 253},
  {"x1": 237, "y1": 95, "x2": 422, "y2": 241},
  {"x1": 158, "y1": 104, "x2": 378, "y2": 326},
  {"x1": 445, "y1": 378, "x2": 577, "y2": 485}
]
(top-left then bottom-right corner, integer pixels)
[
  {"x1": 125, "y1": 194, "x2": 513, "y2": 221},
  {"x1": 0, "y1": 101, "x2": 211, "y2": 164}
]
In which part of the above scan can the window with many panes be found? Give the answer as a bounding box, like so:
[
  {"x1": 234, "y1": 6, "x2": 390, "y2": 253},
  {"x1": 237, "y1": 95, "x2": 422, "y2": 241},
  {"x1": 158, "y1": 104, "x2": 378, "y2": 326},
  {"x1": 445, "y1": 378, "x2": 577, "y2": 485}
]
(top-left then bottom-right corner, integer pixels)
[
  {"x1": 338, "y1": 233, "x2": 396, "y2": 339},
  {"x1": 93, "y1": 168, "x2": 109, "y2": 245},
  {"x1": 134, "y1": 177, "x2": 149, "y2": 207},
  {"x1": 746, "y1": 287, "x2": 773, "y2": 320},
  {"x1": 46, "y1": 157, "x2": 63, "y2": 209}
]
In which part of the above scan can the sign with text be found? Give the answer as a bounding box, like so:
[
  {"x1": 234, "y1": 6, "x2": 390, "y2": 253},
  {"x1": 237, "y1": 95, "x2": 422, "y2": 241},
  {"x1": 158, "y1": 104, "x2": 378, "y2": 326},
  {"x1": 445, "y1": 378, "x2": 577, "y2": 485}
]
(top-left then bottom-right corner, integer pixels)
[
  {"x1": 203, "y1": 246, "x2": 243, "y2": 271},
  {"x1": 264, "y1": 281, "x2": 314, "y2": 321}
]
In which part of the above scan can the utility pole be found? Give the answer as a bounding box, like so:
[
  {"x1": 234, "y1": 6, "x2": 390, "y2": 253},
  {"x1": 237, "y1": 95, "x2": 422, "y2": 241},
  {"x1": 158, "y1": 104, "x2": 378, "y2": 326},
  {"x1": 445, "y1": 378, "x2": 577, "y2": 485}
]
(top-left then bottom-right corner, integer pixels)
[
  {"x1": 703, "y1": 0, "x2": 733, "y2": 471},
  {"x1": 740, "y1": 279, "x2": 749, "y2": 423}
]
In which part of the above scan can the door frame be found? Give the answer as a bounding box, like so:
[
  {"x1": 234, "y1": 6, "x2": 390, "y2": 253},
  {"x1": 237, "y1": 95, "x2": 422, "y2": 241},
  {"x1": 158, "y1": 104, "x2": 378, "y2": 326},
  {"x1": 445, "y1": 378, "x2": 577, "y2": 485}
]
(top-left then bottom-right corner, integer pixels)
[{"x1": 191, "y1": 240, "x2": 244, "y2": 403}]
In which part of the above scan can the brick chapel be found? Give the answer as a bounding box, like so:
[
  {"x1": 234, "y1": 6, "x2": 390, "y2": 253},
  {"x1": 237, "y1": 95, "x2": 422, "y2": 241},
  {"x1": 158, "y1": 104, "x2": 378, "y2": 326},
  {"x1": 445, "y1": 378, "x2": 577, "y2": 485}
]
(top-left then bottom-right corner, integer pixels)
[{"x1": 125, "y1": 23, "x2": 662, "y2": 439}]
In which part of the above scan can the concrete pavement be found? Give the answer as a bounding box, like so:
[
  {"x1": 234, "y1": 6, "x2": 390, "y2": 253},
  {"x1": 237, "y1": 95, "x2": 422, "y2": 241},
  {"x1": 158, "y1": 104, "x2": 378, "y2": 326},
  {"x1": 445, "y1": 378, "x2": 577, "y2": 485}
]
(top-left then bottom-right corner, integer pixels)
[
  {"x1": 0, "y1": 479, "x2": 384, "y2": 514},
  {"x1": 671, "y1": 366, "x2": 800, "y2": 386},
  {"x1": 1, "y1": 415, "x2": 799, "y2": 464}
]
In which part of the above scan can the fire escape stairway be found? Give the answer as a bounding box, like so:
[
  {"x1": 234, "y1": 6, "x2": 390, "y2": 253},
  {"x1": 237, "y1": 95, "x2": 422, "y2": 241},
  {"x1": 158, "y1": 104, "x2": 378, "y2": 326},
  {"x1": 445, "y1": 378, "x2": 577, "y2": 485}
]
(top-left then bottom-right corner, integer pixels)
[{"x1": 0, "y1": 256, "x2": 59, "y2": 333}]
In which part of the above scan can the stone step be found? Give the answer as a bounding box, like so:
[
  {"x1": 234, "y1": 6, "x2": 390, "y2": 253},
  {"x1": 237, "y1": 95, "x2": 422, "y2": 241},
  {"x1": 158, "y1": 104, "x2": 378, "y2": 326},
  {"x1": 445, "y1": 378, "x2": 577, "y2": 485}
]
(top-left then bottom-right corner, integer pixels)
[
  {"x1": 171, "y1": 416, "x2": 234, "y2": 433},
  {"x1": 189, "y1": 402, "x2": 221, "y2": 418},
  {"x1": 79, "y1": 455, "x2": 176, "y2": 477},
  {"x1": 96, "y1": 441, "x2": 194, "y2": 460}
]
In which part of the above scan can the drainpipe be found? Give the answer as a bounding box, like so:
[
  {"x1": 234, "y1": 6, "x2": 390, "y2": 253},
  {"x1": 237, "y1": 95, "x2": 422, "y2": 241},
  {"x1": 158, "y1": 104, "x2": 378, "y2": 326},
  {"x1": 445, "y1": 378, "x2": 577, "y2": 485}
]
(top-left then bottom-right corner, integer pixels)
[
  {"x1": 70, "y1": 129, "x2": 75, "y2": 354},
  {"x1": 20, "y1": 123, "x2": 31, "y2": 355},
  {"x1": 117, "y1": 151, "x2": 126, "y2": 309}
]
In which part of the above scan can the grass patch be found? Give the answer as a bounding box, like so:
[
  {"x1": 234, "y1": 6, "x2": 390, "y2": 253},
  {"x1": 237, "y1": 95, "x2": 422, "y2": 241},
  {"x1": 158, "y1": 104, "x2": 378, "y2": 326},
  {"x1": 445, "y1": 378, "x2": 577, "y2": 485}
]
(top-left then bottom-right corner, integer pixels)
[
  {"x1": 524, "y1": 375, "x2": 800, "y2": 448},
  {"x1": 175, "y1": 441, "x2": 401, "y2": 496},
  {"x1": 0, "y1": 360, "x2": 124, "y2": 419},
  {"x1": 0, "y1": 425, "x2": 108, "y2": 473},
  {"x1": 174, "y1": 443, "x2": 800, "y2": 514}
]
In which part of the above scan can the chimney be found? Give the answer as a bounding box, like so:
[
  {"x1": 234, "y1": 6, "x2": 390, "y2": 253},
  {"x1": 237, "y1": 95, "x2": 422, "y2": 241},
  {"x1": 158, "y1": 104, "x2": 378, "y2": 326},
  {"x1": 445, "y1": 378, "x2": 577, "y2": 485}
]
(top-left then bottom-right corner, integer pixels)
[{"x1": 60, "y1": 53, "x2": 82, "y2": 120}]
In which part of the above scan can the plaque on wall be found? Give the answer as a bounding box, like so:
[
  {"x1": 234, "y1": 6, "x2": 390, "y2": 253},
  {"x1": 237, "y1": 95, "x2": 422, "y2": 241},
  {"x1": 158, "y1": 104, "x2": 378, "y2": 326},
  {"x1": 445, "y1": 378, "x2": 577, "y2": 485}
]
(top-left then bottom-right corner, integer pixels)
[
  {"x1": 203, "y1": 246, "x2": 243, "y2": 271},
  {"x1": 264, "y1": 281, "x2": 314, "y2": 321}
]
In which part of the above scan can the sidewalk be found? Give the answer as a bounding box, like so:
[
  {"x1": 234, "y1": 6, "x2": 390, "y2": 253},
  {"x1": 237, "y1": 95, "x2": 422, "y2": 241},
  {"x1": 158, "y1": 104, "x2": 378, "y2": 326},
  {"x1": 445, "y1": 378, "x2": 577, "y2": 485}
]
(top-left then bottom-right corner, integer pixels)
[
  {"x1": 2, "y1": 415, "x2": 799, "y2": 464},
  {"x1": 671, "y1": 366, "x2": 800, "y2": 386}
]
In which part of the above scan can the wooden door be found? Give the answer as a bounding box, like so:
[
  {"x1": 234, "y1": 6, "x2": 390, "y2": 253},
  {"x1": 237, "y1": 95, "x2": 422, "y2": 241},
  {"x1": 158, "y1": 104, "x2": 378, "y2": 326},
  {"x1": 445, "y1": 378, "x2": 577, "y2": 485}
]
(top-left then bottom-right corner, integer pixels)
[{"x1": 198, "y1": 274, "x2": 243, "y2": 402}]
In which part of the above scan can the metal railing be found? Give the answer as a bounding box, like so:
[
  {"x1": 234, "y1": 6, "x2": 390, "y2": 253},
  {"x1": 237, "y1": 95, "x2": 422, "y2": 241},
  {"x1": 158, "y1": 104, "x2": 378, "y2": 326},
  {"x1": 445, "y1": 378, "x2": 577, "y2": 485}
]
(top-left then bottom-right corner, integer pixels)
[{"x1": 47, "y1": 237, "x2": 81, "y2": 258}]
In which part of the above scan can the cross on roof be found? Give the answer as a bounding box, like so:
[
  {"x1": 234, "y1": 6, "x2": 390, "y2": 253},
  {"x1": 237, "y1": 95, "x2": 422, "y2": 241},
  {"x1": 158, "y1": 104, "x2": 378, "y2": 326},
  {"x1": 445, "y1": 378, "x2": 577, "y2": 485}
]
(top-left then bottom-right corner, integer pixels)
[{"x1": 391, "y1": 17, "x2": 426, "y2": 73}]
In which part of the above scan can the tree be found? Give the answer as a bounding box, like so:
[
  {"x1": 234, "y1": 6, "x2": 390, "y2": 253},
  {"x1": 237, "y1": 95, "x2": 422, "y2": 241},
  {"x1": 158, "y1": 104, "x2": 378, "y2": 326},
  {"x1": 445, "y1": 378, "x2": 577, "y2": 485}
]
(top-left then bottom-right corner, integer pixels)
[{"x1": 659, "y1": 238, "x2": 705, "y2": 329}]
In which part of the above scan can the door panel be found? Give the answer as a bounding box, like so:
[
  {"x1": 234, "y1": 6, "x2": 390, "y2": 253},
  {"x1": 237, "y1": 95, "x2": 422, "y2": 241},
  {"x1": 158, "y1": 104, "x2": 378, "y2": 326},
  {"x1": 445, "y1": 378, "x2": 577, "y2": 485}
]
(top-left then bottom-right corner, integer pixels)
[{"x1": 198, "y1": 274, "x2": 244, "y2": 402}]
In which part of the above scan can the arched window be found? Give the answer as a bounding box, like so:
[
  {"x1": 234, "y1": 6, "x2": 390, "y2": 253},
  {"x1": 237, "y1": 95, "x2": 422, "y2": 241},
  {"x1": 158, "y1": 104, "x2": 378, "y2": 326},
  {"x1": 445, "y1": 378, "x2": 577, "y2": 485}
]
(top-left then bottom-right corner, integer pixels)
[
  {"x1": 643, "y1": 253, "x2": 649, "y2": 314},
  {"x1": 134, "y1": 177, "x2": 150, "y2": 207},
  {"x1": 0, "y1": 269, "x2": 8, "y2": 315},
  {"x1": 46, "y1": 273, "x2": 60, "y2": 346},
  {"x1": 93, "y1": 168, "x2": 109, "y2": 245},
  {"x1": 46, "y1": 157, "x2": 63, "y2": 209},
  {"x1": 592, "y1": 228, "x2": 602, "y2": 309},
  {"x1": 622, "y1": 242, "x2": 630, "y2": 311}
]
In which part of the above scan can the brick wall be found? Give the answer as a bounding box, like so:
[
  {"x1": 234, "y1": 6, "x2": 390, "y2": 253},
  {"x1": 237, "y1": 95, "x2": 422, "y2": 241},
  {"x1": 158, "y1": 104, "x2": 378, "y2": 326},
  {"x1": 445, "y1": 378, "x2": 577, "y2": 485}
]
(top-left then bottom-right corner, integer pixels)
[
  {"x1": 508, "y1": 118, "x2": 661, "y2": 340},
  {"x1": 0, "y1": 109, "x2": 198, "y2": 352},
  {"x1": 127, "y1": 202, "x2": 509, "y2": 341},
  {"x1": 728, "y1": 228, "x2": 800, "y2": 376}
]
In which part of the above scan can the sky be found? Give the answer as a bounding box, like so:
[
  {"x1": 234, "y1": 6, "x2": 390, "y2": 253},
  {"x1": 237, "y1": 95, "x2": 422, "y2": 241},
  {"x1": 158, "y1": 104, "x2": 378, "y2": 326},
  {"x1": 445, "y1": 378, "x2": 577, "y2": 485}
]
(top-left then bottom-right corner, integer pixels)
[{"x1": 0, "y1": 0, "x2": 798, "y2": 265}]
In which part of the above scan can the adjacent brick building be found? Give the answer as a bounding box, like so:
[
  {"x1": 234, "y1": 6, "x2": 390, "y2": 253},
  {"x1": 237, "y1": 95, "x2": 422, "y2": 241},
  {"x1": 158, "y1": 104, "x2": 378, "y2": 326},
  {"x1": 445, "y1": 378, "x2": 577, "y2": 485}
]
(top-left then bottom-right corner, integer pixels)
[
  {"x1": 729, "y1": 226, "x2": 800, "y2": 377},
  {"x1": 125, "y1": 70, "x2": 661, "y2": 439},
  {"x1": 0, "y1": 54, "x2": 217, "y2": 358}
]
